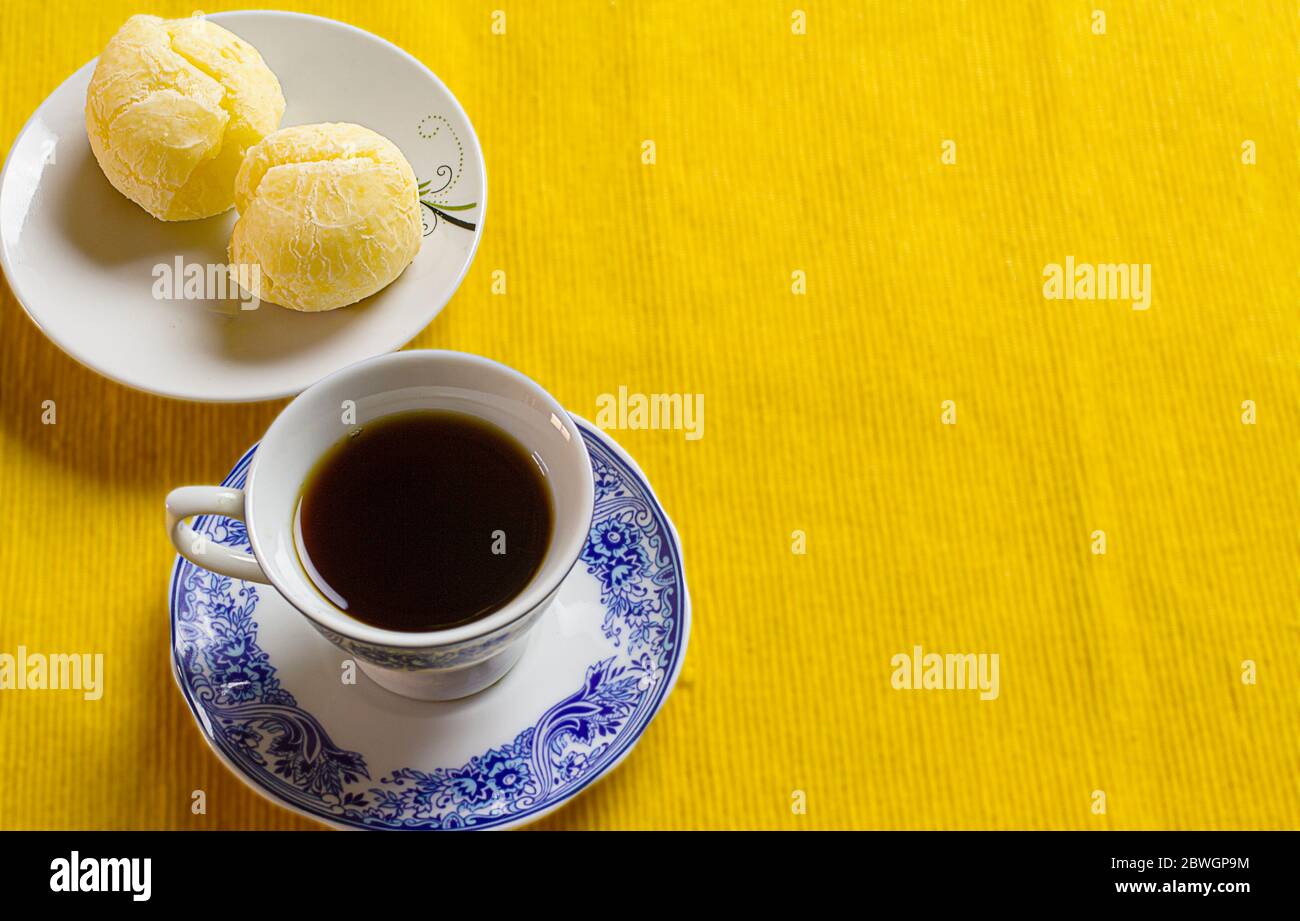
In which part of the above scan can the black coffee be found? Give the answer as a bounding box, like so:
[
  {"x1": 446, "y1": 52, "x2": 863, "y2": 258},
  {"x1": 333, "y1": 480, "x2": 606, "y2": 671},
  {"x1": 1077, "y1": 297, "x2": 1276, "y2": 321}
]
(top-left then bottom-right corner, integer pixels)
[{"x1": 295, "y1": 410, "x2": 554, "y2": 632}]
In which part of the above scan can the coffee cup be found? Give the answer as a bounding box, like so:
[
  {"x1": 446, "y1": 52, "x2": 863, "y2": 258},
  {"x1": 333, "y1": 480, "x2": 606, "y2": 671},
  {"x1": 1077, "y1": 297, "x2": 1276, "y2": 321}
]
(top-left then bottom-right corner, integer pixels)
[{"x1": 165, "y1": 350, "x2": 594, "y2": 701}]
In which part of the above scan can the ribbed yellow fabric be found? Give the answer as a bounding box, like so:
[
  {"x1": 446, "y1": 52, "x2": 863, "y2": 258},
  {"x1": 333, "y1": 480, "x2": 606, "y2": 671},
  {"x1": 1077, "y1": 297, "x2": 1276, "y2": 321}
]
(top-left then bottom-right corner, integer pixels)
[{"x1": 1, "y1": 0, "x2": 1297, "y2": 830}]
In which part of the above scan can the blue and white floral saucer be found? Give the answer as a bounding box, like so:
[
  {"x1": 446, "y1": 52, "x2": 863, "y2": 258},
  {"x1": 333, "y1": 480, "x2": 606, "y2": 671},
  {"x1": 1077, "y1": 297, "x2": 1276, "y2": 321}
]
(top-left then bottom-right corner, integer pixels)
[{"x1": 169, "y1": 419, "x2": 690, "y2": 830}]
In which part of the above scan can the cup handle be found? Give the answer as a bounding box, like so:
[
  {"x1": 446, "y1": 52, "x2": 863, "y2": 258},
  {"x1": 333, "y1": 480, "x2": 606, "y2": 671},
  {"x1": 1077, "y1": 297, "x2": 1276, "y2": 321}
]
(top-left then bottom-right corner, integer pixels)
[{"x1": 165, "y1": 486, "x2": 270, "y2": 584}]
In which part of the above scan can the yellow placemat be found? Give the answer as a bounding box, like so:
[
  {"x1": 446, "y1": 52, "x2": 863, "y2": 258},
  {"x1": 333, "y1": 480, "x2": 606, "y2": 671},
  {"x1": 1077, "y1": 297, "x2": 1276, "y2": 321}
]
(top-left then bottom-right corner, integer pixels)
[{"x1": 1, "y1": 0, "x2": 1297, "y2": 830}]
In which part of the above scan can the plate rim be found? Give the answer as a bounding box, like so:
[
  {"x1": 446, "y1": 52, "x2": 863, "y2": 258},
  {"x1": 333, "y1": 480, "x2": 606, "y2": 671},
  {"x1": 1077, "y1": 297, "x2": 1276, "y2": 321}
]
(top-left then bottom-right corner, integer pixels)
[
  {"x1": 0, "y1": 9, "x2": 488, "y2": 404},
  {"x1": 168, "y1": 416, "x2": 692, "y2": 830}
]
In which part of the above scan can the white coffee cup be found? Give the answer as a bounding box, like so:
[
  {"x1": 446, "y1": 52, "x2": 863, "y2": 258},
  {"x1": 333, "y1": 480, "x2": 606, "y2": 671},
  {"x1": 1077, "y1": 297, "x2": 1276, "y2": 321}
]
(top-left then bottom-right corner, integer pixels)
[{"x1": 165, "y1": 350, "x2": 594, "y2": 701}]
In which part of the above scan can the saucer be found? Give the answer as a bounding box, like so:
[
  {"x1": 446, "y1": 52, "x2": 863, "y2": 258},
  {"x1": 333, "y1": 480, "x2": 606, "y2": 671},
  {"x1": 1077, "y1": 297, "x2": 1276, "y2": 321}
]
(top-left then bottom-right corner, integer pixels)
[
  {"x1": 0, "y1": 11, "x2": 485, "y2": 402},
  {"x1": 169, "y1": 418, "x2": 690, "y2": 829}
]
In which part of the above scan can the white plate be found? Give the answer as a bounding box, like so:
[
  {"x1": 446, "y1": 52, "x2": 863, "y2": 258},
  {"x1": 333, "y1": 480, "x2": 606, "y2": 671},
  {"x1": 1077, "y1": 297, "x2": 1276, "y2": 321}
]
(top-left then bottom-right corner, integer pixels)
[
  {"x1": 0, "y1": 11, "x2": 485, "y2": 402},
  {"x1": 170, "y1": 419, "x2": 691, "y2": 830}
]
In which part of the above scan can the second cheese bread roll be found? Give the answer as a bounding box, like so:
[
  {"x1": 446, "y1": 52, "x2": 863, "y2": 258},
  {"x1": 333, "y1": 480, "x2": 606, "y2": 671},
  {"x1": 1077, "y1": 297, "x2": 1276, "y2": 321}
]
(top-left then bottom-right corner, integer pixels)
[{"x1": 229, "y1": 123, "x2": 423, "y2": 311}]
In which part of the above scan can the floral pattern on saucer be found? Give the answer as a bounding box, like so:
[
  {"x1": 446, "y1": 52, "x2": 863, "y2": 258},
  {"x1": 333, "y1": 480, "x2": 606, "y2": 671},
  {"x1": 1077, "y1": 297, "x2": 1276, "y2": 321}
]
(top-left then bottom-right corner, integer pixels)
[{"x1": 170, "y1": 421, "x2": 687, "y2": 830}]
